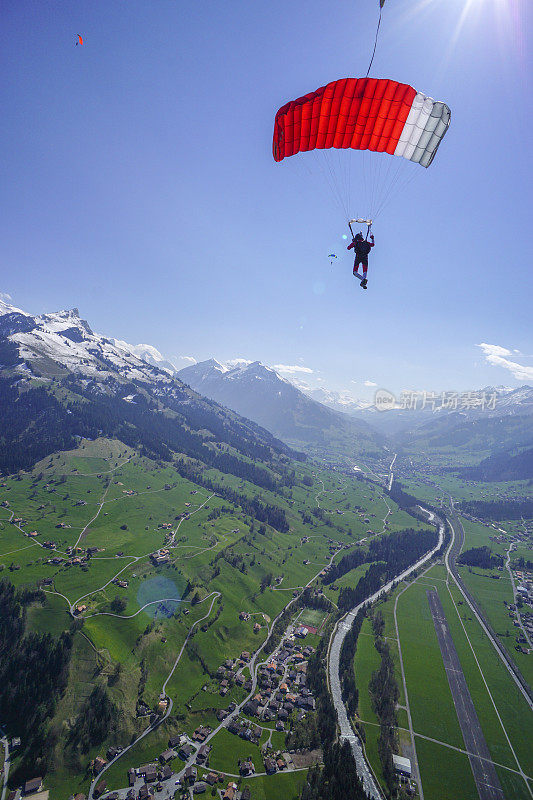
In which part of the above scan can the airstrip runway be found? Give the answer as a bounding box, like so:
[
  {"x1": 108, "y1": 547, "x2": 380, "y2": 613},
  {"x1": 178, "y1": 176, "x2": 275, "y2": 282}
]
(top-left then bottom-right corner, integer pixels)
[{"x1": 427, "y1": 589, "x2": 504, "y2": 800}]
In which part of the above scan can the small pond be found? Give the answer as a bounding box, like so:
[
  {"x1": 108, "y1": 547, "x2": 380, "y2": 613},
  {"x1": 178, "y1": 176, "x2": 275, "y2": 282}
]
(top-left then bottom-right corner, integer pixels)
[{"x1": 136, "y1": 575, "x2": 185, "y2": 619}]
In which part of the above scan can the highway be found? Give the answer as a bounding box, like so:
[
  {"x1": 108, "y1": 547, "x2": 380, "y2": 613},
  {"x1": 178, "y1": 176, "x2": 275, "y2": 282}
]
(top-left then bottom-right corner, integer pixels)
[
  {"x1": 0, "y1": 729, "x2": 9, "y2": 800},
  {"x1": 328, "y1": 507, "x2": 444, "y2": 800}
]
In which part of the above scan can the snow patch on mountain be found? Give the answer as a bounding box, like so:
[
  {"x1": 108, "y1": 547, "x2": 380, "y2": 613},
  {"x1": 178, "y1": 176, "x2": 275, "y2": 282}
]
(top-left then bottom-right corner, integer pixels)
[{"x1": 0, "y1": 302, "x2": 171, "y2": 384}]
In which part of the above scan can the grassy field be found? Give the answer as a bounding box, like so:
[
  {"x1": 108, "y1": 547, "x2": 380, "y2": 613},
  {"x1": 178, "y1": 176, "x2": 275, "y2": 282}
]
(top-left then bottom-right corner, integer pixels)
[
  {"x1": 415, "y1": 737, "x2": 478, "y2": 800},
  {"x1": 372, "y1": 555, "x2": 533, "y2": 800},
  {"x1": 455, "y1": 515, "x2": 533, "y2": 687},
  {"x1": 239, "y1": 769, "x2": 308, "y2": 800},
  {"x1": 1, "y1": 437, "x2": 414, "y2": 797}
]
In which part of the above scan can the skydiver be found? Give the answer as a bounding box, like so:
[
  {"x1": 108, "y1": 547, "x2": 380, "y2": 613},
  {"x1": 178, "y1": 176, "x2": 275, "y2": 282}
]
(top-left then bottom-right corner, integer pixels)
[{"x1": 348, "y1": 232, "x2": 374, "y2": 289}]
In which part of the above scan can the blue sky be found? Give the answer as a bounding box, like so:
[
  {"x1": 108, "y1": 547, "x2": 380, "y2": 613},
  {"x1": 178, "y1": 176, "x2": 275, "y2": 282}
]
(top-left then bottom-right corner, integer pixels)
[{"x1": 1, "y1": 0, "x2": 531, "y2": 400}]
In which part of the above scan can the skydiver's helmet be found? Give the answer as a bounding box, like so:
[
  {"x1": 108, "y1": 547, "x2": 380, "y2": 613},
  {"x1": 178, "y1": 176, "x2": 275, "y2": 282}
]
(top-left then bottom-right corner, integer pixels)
[{"x1": 355, "y1": 233, "x2": 364, "y2": 241}]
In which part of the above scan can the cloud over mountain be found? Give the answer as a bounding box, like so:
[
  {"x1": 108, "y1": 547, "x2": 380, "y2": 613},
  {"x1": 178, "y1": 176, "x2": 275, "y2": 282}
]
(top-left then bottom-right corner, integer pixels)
[{"x1": 477, "y1": 343, "x2": 533, "y2": 381}]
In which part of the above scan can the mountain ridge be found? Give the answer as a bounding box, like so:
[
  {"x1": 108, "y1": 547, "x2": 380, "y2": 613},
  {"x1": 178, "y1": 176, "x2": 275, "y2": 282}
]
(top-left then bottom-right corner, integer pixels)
[{"x1": 179, "y1": 358, "x2": 384, "y2": 459}]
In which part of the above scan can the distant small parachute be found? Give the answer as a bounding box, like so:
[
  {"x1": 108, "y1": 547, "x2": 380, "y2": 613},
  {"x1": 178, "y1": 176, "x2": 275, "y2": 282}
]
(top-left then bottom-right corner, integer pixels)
[
  {"x1": 328, "y1": 253, "x2": 338, "y2": 265},
  {"x1": 76, "y1": 34, "x2": 83, "y2": 46}
]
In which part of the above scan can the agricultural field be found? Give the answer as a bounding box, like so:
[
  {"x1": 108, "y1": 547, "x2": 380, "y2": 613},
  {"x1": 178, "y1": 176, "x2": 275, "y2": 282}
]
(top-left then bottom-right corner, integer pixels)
[
  {"x1": 455, "y1": 514, "x2": 533, "y2": 689},
  {"x1": 398, "y1": 473, "x2": 530, "y2": 505},
  {"x1": 358, "y1": 557, "x2": 533, "y2": 800}
]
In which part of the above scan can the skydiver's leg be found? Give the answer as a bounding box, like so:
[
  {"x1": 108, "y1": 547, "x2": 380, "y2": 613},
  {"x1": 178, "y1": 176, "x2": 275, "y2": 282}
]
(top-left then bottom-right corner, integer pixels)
[{"x1": 361, "y1": 259, "x2": 368, "y2": 287}]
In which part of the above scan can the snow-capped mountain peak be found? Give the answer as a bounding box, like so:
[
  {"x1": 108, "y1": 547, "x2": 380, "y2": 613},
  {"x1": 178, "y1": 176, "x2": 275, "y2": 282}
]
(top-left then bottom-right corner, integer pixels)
[
  {"x1": 0, "y1": 300, "x2": 173, "y2": 385},
  {"x1": 110, "y1": 338, "x2": 179, "y2": 375}
]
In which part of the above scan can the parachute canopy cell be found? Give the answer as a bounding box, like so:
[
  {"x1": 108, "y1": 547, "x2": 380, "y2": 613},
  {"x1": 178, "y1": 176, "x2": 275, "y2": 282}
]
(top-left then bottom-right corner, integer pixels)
[
  {"x1": 76, "y1": 34, "x2": 83, "y2": 45},
  {"x1": 273, "y1": 77, "x2": 451, "y2": 168}
]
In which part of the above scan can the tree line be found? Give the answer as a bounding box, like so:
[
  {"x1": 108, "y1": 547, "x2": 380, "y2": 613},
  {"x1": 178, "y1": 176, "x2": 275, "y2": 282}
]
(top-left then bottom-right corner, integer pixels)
[
  {"x1": 0, "y1": 579, "x2": 73, "y2": 784},
  {"x1": 324, "y1": 528, "x2": 438, "y2": 612},
  {"x1": 339, "y1": 610, "x2": 364, "y2": 718},
  {"x1": 369, "y1": 611, "x2": 400, "y2": 796},
  {"x1": 459, "y1": 498, "x2": 533, "y2": 521},
  {"x1": 458, "y1": 545, "x2": 503, "y2": 569}
]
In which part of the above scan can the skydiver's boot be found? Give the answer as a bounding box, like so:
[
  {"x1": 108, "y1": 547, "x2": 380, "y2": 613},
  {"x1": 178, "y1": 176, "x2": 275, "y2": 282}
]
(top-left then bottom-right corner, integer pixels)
[{"x1": 361, "y1": 274, "x2": 368, "y2": 289}]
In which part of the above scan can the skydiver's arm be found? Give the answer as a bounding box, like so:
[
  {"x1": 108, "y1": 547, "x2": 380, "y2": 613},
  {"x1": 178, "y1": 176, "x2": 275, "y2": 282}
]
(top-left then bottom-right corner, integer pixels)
[{"x1": 347, "y1": 240, "x2": 355, "y2": 250}]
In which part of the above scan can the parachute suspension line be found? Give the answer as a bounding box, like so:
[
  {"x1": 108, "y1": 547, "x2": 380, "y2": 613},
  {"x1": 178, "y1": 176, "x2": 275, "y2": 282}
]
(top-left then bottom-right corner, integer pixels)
[
  {"x1": 366, "y1": 8, "x2": 382, "y2": 78},
  {"x1": 372, "y1": 164, "x2": 419, "y2": 221},
  {"x1": 321, "y1": 149, "x2": 351, "y2": 220},
  {"x1": 314, "y1": 150, "x2": 350, "y2": 220},
  {"x1": 371, "y1": 152, "x2": 398, "y2": 218}
]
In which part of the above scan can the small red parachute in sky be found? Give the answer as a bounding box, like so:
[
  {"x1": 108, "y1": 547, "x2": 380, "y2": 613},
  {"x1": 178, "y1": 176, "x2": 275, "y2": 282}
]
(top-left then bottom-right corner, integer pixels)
[{"x1": 76, "y1": 34, "x2": 83, "y2": 46}]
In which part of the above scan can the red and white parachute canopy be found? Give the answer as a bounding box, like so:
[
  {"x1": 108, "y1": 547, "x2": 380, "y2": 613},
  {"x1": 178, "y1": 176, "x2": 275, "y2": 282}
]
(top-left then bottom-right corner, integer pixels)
[
  {"x1": 273, "y1": 77, "x2": 451, "y2": 168},
  {"x1": 272, "y1": 77, "x2": 451, "y2": 221}
]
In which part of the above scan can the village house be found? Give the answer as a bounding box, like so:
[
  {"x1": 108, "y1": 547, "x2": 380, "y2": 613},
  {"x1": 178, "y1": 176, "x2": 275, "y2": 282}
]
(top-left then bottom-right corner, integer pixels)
[
  {"x1": 223, "y1": 782, "x2": 238, "y2": 800},
  {"x1": 239, "y1": 758, "x2": 255, "y2": 776},
  {"x1": 192, "y1": 725, "x2": 211, "y2": 742},
  {"x1": 179, "y1": 743, "x2": 195, "y2": 760},
  {"x1": 23, "y1": 778, "x2": 43, "y2": 796},
  {"x1": 93, "y1": 756, "x2": 107, "y2": 774},
  {"x1": 168, "y1": 734, "x2": 186, "y2": 749},
  {"x1": 159, "y1": 748, "x2": 176, "y2": 764},
  {"x1": 138, "y1": 763, "x2": 157, "y2": 782},
  {"x1": 264, "y1": 757, "x2": 277, "y2": 774},
  {"x1": 94, "y1": 779, "x2": 107, "y2": 798},
  {"x1": 196, "y1": 744, "x2": 211, "y2": 763},
  {"x1": 184, "y1": 765, "x2": 197, "y2": 785}
]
